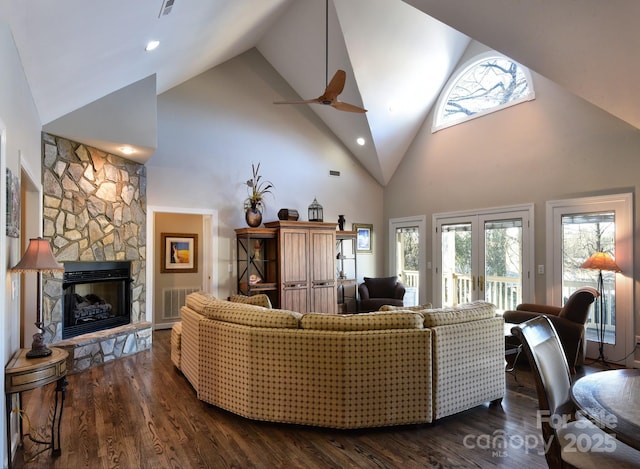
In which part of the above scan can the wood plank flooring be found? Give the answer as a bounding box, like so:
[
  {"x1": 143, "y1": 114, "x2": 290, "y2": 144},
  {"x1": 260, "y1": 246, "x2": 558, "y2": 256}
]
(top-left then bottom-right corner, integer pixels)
[{"x1": 11, "y1": 331, "x2": 604, "y2": 469}]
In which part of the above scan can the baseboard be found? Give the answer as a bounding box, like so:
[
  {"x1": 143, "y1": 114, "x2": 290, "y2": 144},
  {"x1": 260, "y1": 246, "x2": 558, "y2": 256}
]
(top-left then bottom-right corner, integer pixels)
[{"x1": 154, "y1": 321, "x2": 178, "y2": 330}]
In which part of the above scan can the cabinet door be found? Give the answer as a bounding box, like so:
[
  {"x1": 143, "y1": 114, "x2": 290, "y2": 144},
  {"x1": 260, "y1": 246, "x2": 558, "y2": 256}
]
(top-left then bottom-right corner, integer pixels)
[
  {"x1": 312, "y1": 284, "x2": 337, "y2": 314},
  {"x1": 280, "y1": 229, "x2": 309, "y2": 283},
  {"x1": 282, "y1": 286, "x2": 308, "y2": 313},
  {"x1": 280, "y1": 228, "x2": 310, "y2": 311},
  {"x1": 310, "y1": 229, "x2": 335, "y2": 282},
  {"x1": 310, "y1": 229, "x2": 337, "y2": 314}
]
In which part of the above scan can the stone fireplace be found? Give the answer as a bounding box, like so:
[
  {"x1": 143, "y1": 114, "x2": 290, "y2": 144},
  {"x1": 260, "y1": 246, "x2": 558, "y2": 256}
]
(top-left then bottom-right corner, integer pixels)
[{"x1": 40, "y1": 133, "x2": 150, "y2": 372}]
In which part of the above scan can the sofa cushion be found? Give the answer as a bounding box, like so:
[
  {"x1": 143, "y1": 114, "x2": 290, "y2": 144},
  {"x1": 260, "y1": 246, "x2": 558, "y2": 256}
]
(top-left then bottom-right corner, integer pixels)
[
  {"x1": 229, "y1": 294, "x2": 272, "y2": 309},
  {"x1": 201, "y1": 299, "x2": 301, "y2": 329},
  {"x1": 300, "y1": 311, "x2": 423, "y2": 331},
  {"x1": 379, "y1": 303, "x2": 432, "y2": 311},
  {"x1": 420, "y1": 301, "x2": 496, "y2": 327},
  {"x1": 185, "y1": 291, "x2": 217, "y2": 312},
  {"x1": 363, "y1": 276, "x2": 399, "y2": 298}
]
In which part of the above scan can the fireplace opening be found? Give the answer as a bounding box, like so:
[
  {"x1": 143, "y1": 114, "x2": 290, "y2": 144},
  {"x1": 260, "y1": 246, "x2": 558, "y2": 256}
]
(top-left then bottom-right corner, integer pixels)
[{"x1": 62, "y1": 261, "x2": 132, "y2": 339}]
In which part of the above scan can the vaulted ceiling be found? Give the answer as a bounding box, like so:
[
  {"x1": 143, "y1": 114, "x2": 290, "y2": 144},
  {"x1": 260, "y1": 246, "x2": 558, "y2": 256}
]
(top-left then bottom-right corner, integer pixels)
[{"x1": 4, "y1": 1, "x2": 639, "y2": 186}]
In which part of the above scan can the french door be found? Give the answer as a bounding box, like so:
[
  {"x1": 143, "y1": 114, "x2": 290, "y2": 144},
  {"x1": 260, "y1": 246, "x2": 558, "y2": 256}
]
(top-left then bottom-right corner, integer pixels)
[
  {"x1": 433, "y1": 205, "x2": 533, "y2": 311},
  {"x1": 389, "y1": 216, "x2": 426, "y2": 307},
  {"x1": 547, "y1": 194, "x2": 633, "y2": 365}
]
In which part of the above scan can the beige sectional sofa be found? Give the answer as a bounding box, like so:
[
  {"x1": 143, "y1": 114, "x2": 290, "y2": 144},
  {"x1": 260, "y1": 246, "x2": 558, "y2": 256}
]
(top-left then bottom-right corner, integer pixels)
[{"x1": 171, "y1": 292, "x2": 505, "y2": 429}]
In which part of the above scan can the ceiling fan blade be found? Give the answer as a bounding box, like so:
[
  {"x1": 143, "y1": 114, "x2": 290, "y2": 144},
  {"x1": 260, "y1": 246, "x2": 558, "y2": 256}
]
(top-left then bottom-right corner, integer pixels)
[
  {"x1": 273, "y1": 99, "x2": 319, "y2": 105},
  {"x1": 332, "y1": 101, "x2": 367, "y2": 113},
  {"x1": 319, "y1": 69, "x2": 346, "y2": 103}
]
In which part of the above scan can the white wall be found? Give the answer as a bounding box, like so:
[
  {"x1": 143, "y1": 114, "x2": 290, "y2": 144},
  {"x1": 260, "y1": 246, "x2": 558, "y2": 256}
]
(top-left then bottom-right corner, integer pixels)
[
  {"x1": 147, "y1": 49, "x2": 384, "y2": 298},
  {"x1": 385, "y1": 45, "x2": 640, "y2": 333},
  {"x1": 0, "y1": 17, "x2": 46, "y2": 468}
]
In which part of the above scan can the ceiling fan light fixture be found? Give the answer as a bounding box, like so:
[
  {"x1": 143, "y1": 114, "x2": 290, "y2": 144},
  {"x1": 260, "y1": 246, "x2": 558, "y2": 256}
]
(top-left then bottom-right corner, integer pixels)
[{"x1": 145, "y1": 40, "x2": 160, "y2": 52}]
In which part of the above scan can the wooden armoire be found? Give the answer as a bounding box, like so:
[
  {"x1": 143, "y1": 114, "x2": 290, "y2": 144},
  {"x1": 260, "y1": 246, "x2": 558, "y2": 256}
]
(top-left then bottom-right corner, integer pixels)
[{"x1": 263, "y1": 221, "x2": 337, "y2": 314}]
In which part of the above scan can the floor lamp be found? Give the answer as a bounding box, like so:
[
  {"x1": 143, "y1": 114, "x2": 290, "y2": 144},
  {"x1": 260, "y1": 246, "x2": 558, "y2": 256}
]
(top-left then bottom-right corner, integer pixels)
[
  {"x1": 10, "y1": 238, "x2": 64, "y2": 358},
  {"x1": 580, "y1": 251, "x2": 621, "y2": 363}
]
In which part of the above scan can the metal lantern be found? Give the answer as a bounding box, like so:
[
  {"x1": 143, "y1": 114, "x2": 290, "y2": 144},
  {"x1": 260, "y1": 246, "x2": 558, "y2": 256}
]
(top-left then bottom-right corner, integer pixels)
[{"x1": 308, "y1": 198, "x2": 323, "y2": 222}]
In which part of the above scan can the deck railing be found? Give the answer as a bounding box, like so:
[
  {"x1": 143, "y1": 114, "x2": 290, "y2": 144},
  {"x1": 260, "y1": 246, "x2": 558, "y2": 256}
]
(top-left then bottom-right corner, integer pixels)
[
  {"x1": 442, "y1": 273, "x2": 521, "y2": 311},
  {"x1": 441, "y1": 274, "x2": 613, "y2": 333},
  {"x1": 407, "y1": 272, "x2": 613, "y2": 335}
]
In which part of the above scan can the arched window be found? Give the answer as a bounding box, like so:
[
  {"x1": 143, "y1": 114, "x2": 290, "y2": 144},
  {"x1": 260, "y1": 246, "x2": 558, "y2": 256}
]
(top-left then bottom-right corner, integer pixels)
[{"x1": 432, "y1": 53, "x2": 535, "y2": 132}]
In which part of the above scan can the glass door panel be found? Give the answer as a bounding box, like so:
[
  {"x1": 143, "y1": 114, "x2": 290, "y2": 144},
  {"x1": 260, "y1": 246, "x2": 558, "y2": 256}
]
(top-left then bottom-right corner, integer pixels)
[
  {"x1": 394, "y1": 226, "x2": 420, "y2": 307},
  {"x1": 441, "y1": 222, "x2": 474, "y2": 306},
  {"x1": 483, "y1": 219, "x2": 523, "y2": 312},
  {"x1": 561, "y1": 212, "x2": 616, "y2": 345}
]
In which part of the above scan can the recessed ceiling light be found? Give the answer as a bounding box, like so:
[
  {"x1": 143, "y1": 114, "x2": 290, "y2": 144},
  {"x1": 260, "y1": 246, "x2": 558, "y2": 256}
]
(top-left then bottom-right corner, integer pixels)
[
  {"x1": 145, "y1": 40, "x2": 160, "y2": 52},
  {"x1": 119, "y1": 146, "x2": 136, "y2": 155},
  {"x1": 356, "y1": 137, "x2": 366, "y2": 146}
]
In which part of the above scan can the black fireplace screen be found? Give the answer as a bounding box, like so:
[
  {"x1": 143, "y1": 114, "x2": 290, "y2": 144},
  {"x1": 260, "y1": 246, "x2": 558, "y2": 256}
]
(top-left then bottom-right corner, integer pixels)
[{"x1": 62, "y1": 261, "x2": 132, "y2": 339}]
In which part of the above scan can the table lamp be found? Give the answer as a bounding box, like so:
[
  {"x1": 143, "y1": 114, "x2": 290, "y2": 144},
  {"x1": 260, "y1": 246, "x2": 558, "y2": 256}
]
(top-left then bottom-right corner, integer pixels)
[
  {"x1": 10, "y1": 238, "x2": 64, "y2": 358},
  {"x1": 580, "y1": 251, "x2": 621, "y2": 363}
]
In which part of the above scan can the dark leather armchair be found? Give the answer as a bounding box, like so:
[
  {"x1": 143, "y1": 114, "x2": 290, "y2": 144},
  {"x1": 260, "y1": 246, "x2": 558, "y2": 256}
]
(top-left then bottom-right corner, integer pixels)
[
  {"x1": 357, "y1": 276, "x2": 405, "y2": 313},
  {"x1": 503, "y1": 286, "x2": 598, "y2": 373}
]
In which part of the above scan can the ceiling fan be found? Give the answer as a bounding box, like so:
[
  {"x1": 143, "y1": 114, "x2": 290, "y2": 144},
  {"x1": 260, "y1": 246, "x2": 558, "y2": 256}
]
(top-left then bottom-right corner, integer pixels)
[{"x1": 273, "y1": 0, "x2": 367, "y2": 113}]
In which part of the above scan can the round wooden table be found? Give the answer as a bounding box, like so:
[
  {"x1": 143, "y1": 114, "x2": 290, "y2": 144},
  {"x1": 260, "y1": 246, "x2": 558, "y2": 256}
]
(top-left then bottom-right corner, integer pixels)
[{"x1": 570, "y1": 368, "x2": 640, "y2": 451}]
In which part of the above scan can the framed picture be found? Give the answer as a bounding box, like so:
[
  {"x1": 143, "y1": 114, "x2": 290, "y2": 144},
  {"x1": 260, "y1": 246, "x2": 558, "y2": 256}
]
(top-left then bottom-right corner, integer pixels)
[
  {"x1": 6, "y1": 168, "x2": 20, "y2": 238},
  {"x1": 353, "y1": 223, "x2": 373, "y2": 253},
  {"x1": 161, "y1": 233, "x2": 198, "y2": 273}
]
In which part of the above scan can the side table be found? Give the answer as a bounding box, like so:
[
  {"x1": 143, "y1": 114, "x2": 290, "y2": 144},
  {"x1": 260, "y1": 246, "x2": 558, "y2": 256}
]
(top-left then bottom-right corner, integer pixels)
[{"x1": 5, "y1": 347, "x2": 68, "y2": 469}]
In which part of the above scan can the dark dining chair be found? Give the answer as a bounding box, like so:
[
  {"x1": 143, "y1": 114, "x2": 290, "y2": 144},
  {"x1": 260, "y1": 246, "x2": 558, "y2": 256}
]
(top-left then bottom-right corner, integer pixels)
[{"x1": 512, "y1": 316, "x2": 640, "y2": 468}]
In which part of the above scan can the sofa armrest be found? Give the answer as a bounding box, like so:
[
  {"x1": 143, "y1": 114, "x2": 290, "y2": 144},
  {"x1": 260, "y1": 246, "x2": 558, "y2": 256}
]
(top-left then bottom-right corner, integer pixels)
[
  {"x1": 358, "y1": 283, "x2": 371, "y2": 300},
  {"x1": 393, "y1": 282, "x2": 406, "y2": 300},
  {"x1": 516, "y1": 303, "x2": 562, "y2": 316},
  {"x1": 430, "y1": 316, "x2": 505, "y2": 420}
]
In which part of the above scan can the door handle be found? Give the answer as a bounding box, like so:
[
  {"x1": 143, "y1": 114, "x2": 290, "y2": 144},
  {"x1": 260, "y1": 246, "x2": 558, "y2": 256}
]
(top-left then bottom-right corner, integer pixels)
[
  {"x1": 472, "y1": 275, "x2": 476, "y2": 291},
  {"x1": 479, "y1": 276, "x2": 484, "y2": 291}
]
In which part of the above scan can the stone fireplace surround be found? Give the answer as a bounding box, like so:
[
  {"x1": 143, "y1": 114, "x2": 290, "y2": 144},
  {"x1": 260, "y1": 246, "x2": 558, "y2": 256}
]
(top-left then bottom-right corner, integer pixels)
[{"x1": 40, "y1": 133, "x2": 151, "y2": 372}]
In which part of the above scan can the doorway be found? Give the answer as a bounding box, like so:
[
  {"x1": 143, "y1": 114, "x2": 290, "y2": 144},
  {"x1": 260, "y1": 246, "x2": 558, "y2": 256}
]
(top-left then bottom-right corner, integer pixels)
[
  {"x1": 389, "y1": 216, "x2": 426, "y2": 307},
  {"x1": 433, "y1": 204, "x2": 534, "y2": 310},
  {"x1": 147, "y1": 206, "x2": 217, "y2": 330},
  {"x1": 546, "y1": 193, "x2": 633, "y2": 365}
]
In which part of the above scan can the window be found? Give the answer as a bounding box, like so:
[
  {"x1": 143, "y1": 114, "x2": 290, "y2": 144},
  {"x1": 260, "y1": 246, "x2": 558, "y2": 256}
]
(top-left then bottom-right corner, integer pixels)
[{"x1": 432, "y1": 53, "x2": 535, "y2": 132}]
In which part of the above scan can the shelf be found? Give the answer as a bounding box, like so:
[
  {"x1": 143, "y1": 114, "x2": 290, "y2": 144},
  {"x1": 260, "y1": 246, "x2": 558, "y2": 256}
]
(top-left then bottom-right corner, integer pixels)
[
  {"x1": 239, "y1": 282, "x2": 277, "y2": 291},
  {"x1": 337, "y1": 278, "x2": 356, "y2": 285}
]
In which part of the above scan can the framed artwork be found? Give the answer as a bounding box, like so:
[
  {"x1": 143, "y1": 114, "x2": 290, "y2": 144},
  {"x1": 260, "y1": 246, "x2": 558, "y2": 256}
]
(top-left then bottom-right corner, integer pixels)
[
  {"x1": 161, "y1": 233, "x2": 198, "y2": 273},
  {"x1": 353, "y1": 223, "x2": 372, "y2": 253},
  {"x1": 6, "y1": 168, "x2": 20, "y2": 238}
]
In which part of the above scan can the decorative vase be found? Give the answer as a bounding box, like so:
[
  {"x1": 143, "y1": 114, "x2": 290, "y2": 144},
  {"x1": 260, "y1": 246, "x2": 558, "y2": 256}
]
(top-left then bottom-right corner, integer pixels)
[
  {"x1": 245, "y1": 204, "x2": 262, "y2": 227},
  {"x1": 338, "y1": 215, "x2": 346, "y2": 231}
]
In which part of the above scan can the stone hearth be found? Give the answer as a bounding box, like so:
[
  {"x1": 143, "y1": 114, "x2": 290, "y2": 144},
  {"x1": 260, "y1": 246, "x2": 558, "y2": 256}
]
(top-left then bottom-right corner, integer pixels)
[{"x1": 56, "y1": 323, "x2": 152, "y2": 373}]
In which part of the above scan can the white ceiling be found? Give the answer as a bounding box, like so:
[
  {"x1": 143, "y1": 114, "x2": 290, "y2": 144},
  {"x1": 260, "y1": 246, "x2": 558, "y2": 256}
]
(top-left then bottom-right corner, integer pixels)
[{"x1": 4, "y1": 0, "x2": 639, "y2": 186}]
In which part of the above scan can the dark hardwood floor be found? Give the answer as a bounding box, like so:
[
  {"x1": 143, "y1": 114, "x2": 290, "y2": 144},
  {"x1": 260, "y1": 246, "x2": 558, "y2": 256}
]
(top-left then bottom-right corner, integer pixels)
[{"x1": 11, "y1": 331, "x2": 606, "y2": 469}]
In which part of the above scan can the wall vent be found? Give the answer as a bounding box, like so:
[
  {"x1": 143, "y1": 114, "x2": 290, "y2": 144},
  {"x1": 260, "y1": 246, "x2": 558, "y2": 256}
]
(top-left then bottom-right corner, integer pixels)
[
  {"x1": 329, "y1": 170, "x2": 341, "y2": 177},
  {"x1": 162, "y1": 287, "x2": 199, "y2": 320}
]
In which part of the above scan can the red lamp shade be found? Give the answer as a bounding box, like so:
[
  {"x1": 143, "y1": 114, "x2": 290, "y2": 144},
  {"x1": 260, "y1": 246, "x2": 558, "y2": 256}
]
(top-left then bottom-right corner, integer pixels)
[{"x1": 580, "y1": 252, "x2": 621, "y2": 273}]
